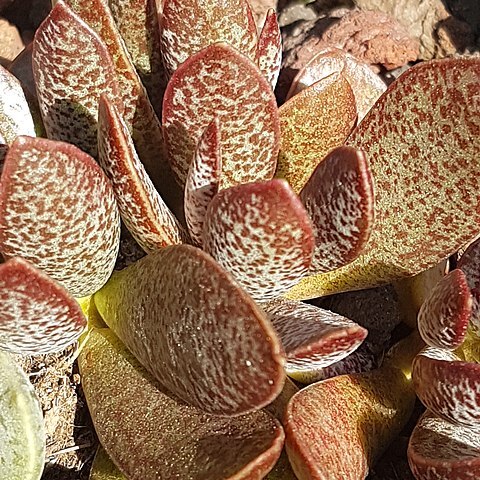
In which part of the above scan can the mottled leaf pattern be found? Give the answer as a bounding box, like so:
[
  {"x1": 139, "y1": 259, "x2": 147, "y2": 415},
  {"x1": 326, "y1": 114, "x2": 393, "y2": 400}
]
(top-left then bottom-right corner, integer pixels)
[
  {"x1": 203, "y1": 179, "x2": 314, "y2": 302},
  {"x1": 0, "y1": 136, "x2": 120, "y2": 297},
  {"x1": 163, "y1": 43, "x2": 280, "y2": 189},
  {"x1": 287, "y1": 58, "x2": 480, "y2": 300},
  {"x1": 408, "y1": 411, "x2": 480, "y2": 480},
  {"x1": 0, "y1": 65, "x2": 35, "y2": 144},
  {"x1": 299, "y1": 146, "x2": 374, "y2": 274},
  {"x1": 160, "y1": 0, "x2": 258, "y2": 74},
  {"x1": 0, "y1": 258, "x2": 86, "y2": 354},
  {"x1": 94, "y1": 245, "x2": 285, "y2": 416},
  {"x1": 255, "y1": 9, "x2": 281, "y2": 89},
  {"x1": 287, "y1": 47, "x2": 386, "y2": 121},
  {"x1": 184, "y1": 118, "x2": 221, "y2": 247},
  {"x1": 80, "y1": 328, "x2": 284, "y2": 480},
  {"x1": 413, "y1": 347, "x2": 480, "y2": 428},
  {"x1": 32, "y1": 1, "x2": 121, "y2": 157},
  {"x1": 418, "y1": 269, "x2": 472, "y2": 350},
  {"x1": 97, "y1": 95, "x2": 185, "y2": 253},
  {"x1": 277, "y1": 73, "x2": 357, "y2": 193}
]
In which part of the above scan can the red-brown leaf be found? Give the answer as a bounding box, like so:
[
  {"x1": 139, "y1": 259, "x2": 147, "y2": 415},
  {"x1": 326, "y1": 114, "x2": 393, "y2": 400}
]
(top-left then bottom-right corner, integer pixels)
[
  {"x1": 0, "y1": 136, "x2": 120, "y2": 297},
  {"x1": 203, "y1": 179, "x2": 314, "y2": 302},
  {"x1": 162, "y1": 43, "x2": 280, "y2": 189},
  {"x1": 0, "y1": 257, "x2": 86, "y2": 354}
]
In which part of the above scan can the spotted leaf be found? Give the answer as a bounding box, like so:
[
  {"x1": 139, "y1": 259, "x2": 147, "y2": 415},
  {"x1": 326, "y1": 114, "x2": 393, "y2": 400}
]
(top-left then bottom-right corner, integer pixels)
[
  {"x1": 408, "y1": 411, "x2": 480, "y2": 480},
  {"x1": 413, "y1": 347, "x2": 480, "y2": 428},
  {"x1": 32, "y1": 1, "x2": 121, "y2": 157},
  {"x1": 80, "y1": 328, "x2": 284, "y2": 480},
  {"x1": 0, "y1": 136, "x2": 120, "y2": 297},
  {"x1": 0, "y1": 258, "x2": 86, "y2": 354},
  {"x1": 276, "y1": 73, "x2": 357, "y2": 193},
  {"x1": 418, "y1": 269, "x2": 472, "y2": 350},
  {"x1": 97, "y1": 95, "x2": 185, "y2": 253},
  {"x1": 299, "y1": 146, "x2": 374, "y2": 275},
  {"x1": 163, "y1": 42, "x2": 280, "y2": 189},
  {"x1": 287, "y1": 57, "x2": 480, "y2": 300},
  {"x1": 287, "y1": 47, "x2": 386, "y2": 121},
  {"x1": 264, "y1": 299, "x2": 367, "y2": 375},
  {"x1": 160, "y1": 0, "x2": 257, "y2": 75},
  {"x1": 93, "y1": 244, "x2": 285, "y2": 416},
  {"x1": 184, "y1": 118, "x2": 221, "y2": 247},
  {"x1": 203, "y1": 179, "x2": 314, "y2": 302},
  {"x1": 255, "y1": 9, "x2": 281, "y2": 89}
]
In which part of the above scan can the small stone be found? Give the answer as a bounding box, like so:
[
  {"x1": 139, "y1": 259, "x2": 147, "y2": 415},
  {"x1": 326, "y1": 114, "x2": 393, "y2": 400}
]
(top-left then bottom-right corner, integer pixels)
[{"x1": 0, "y1": 18, "x2": 24, "y2": 68}]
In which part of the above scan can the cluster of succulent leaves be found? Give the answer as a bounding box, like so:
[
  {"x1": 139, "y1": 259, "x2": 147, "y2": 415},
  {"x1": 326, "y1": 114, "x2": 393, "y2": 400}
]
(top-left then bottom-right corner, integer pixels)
[{"x1": 0, "y1": 0, "x2": 479, "y2": 479}]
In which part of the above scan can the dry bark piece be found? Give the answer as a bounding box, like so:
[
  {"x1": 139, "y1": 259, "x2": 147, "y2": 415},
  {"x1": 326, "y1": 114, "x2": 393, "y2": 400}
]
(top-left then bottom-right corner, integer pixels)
[
  {"x1": 32, "y1": 1, "x2": 121, "y2": 157},
  {"x1": 408, "y1": 410, "x2": 480, "y2": 480},
  {"x1": 163, "y1": 42, "x2": 280, "y2": 190},
  {"x1": 0, "y1": 136, "x2": 120, "y2": 297},
  {"x1": 413, "y1": 347, "x2": 480, "y2": 428},
  {"x1": 93, "y1": 244, "x2": 285, "y2": 416},
  {"x1": 0, "y1": 349, "x2": 45, "y2": 480},
  {"x1": 264, "y1": 299, "x2": 367, "y2": 375},
  {"x1": 80, "y1": 328, "x2": 284, "y2": 480},
  {"x1": 97, "y1": 95, "x2": 185, "y2": 253},
  {"x1": 287, "y1": 57, "x2": 480, "y2": 300},
  {"x1": 417, "y1": 269, "x2": 472, "y2": 350},
  {"x1": 255, "y1": 9, "x2": 282, "y2": 89},
  {"x1": 160, "y1": 0, "x2": 258, "y2": 74},
  {"x1": 299, "y1": 146, "x2": 374, "y2": 274},
  {"x1": 203, "y1": 179, "x2": 314, "y2": 302},
  {"x1": 0, "y1": 258, "x2": 86, "y2": 354},
  {"x1": 287, "y1": 47, "x2": 387, "y2": 121},
  {"x1": 184, "y1": 118, "x2": 221, "y2": 247},
  {"x1": 276, "y1": 73, "x2": 356, "y2": 193}
]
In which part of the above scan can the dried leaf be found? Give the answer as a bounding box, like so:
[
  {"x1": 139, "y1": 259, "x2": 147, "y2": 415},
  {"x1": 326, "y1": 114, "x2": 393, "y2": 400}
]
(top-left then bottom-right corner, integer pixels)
[
  {"x1": 160, "y1": 0, "x2": 257, "y2": 74},
  {"x1": 0, "y1": 136, "x2": 120, "y2": 297},
  {"x1": 0, "y1": 349, "x2": 45, "y2": 480},
  {"x1": 203, "y1": 179, "x2": 314, "y2": 302},
  {"x1": 276, "y1": 73, "x2": 357, "y2": 193},
  {"x1": 408, "y1": 411, "x2": 480, "y2": 480},
  {"x1": 418, "y1": 269, "x2": 472, "y2": 350},
  {"x1": 413, "y1": 347, "x2": 480, "y2": 428},
  {"x1": 163, "y1": 43, "x2": 280, "y2": 189},
  {"x1": 93, "y1": 244, "x2": 285, "y2": 416},
  {"x1": 80, "y1": 328, "x2": 284, "y2": 479},
  {"x1": 97, "y1": 95, "x2": 185, "y2": 253},
  {"x1": 184, "y1": 118, "x2": 221, "y2": 247},
  {"x1": 32, "y1": 1, "x2": 121, "y2": 157}
]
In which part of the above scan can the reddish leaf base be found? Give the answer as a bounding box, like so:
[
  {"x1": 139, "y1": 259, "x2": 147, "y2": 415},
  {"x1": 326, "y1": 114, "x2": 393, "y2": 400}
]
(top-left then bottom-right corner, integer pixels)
[{"x1": 458, "y1": 237, "x2": 480, "y2": 333}]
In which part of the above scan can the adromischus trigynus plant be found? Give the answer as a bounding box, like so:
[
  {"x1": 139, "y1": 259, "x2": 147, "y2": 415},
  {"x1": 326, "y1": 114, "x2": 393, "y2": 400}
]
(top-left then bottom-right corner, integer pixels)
[{"x1": 0, "y1": 0, "x2": 479, "y2": 479}]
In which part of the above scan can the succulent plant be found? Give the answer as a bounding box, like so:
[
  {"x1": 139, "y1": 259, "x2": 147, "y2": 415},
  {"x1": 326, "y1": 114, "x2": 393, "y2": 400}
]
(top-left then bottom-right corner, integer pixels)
[{"x1": 0, "y1": 0, "x2": 479, "y2": 479}]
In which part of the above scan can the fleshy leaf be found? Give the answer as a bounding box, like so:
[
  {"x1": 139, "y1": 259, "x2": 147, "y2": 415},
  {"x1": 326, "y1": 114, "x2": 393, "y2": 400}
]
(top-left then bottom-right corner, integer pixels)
[
  {"x1": 299, "y1": 146, "x2": 374, "y2": 275},
  {"x1": 264, "y1": 299, "x2": 367, "y2": 375},
  {"x1": 417, "y1": 269, "x2": 472, "y2": 350},
  {"x1": 203, "y1": 179, "x2": 314, "y2": 302},
  {"x1": 287, "y1": 47, "x2": 386, "y2": 121},
  {"x1": 408, "y1": 411, "x2": 480, "y2": 480},
  {"x1": 97, "y1": 95, "x2": 185, "y2": 253},
  {"x1": 160, "y1": 0, "x2": 257, "y2": 75},
  {"x1": 0, "y1": 136, "x2": 120, "y2": 297},
  {"x1": 93, "y1": 244, "x2": 285, "y2": 416},
  {"x1": 287, "y1": 57, "x2": 480, "y2": 300},
  {"x1": 162, "y1": 42, "x2": 280, "y2": 189},
  {"x1": 184, "y1": 118, "x2": 221, "y2": 247},
  {"x1": 413, "y1": 347, "x2": 480, "y2": 428},
  {"x1": 32, "y1": 1, "x2": 121, "y2": 157},
  {"x1": 255, "y1": 9, "x2": 282, "y2": 89},
  {"x1": 0, "y1": 64, "x2": 35, "y2": 144},
  {"x1": 276, "y1": 73, "x2": 357, "y2": 193},
  {"x1": 80, "y1": 328, "x2": 284, "y2": 479},
  {"x1": 90, "y1": 446, "x2": 127, "y2": 480},
  {"x1": 0, "y1": 349, "x2": 45, "y2": 480},
  {"x1": 0, "y1": 258, "x2": 86, "y2": 354}
]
